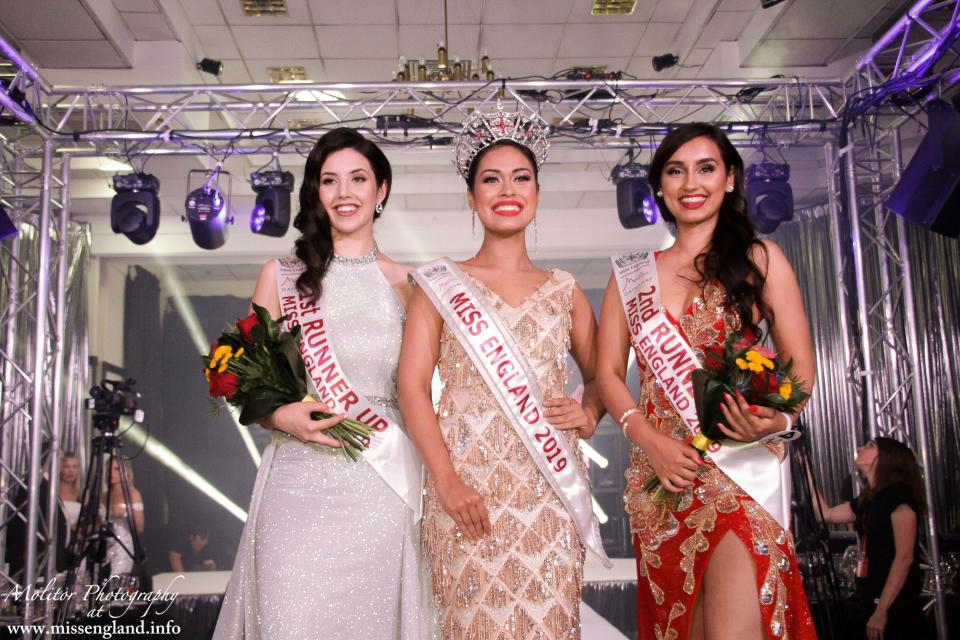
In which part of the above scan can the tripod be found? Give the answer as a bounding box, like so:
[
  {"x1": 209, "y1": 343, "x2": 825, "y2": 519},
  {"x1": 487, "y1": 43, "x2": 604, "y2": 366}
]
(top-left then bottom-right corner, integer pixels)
[
  {"x1": 56, "y1": 397, "x2": 146, "y2": 622},
  {"x1": 789, "y1": 420, "x2": 851, "y2": 639}
]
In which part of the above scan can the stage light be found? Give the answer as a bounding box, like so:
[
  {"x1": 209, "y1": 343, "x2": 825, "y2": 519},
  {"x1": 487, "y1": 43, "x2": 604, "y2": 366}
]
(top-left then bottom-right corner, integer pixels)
[
  {"x1": 652, "y1": 53, "x2": 679, "y2": 72},
  {"x1": 184, "y1": 170, "x2": 233, "y2": 250},
  {"x1": 196, "y1": 58, "x2": 224, "y2": 77},
  {"x1": 746, "y1": 163, "x2": 794, "y2": 233},
  {"x1": 250, "y1": 170, "x2": 294, "y2": 237},
  {"x1": 110, "y1": 173, "x2": 160, "y2": 245},
  {"x1": 0, "y1": 203, "x2": 17, "y2": 240},
  {"x1": 612, "y1": 162, "x2": 658, "y2": 229},
  {"x1": 761, "y1": 0, "x2": 787, "y2": 7}
]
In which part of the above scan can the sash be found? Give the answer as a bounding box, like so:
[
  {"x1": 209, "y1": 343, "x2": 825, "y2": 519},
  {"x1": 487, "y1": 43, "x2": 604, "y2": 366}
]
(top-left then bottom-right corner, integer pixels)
[
  {"x1": 611, "y1": 251, "x2": 792, "y2": 530},
  {"x1": 412, "y1": 258, "x2": 611, "y2": 567},
  {"x1": 276, "y1": 257, "x2": 423, "y2": 517}
]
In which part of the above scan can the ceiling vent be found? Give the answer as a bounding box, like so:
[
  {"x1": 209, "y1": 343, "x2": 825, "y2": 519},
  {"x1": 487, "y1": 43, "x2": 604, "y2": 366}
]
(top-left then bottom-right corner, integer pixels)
[
  {"x1": 267, "y1": 66, "x2": 308, "y2": 83},
  {"x1": 591, "y1": 1, "x2": 637, "y2": 15},
  {"x1": 242, "y1": 0, "x2": 288, "y2": 17}
]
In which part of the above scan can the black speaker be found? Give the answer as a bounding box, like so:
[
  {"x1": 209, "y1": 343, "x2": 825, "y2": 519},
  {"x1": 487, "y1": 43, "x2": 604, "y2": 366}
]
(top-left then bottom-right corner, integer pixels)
[
  {"x1": 616, "y1": 177, "x2": 658, "y2": 229},
  {"x1": 886, "y1": 99, "x2": 960, "y2": 238}
]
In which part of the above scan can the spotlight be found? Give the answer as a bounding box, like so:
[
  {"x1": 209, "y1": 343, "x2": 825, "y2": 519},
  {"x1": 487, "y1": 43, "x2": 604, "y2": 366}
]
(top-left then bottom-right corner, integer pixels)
[
  {"x1": 612, "y1": 162, "x2": 658, "y2": 229},
  {"x1": 110, "y1": 173, "x2": 160, "y2": 245},
  {"x1": 652, "y1": 53, "x2": 679, "y2": 72},
  {"x1": 184, "y1": 170, "x2": 232, "y2": 250},
  {"x1": 746, "y1": 163, "x2": 793, "y2": 233},
  {"x1": 0, "y1": 203, "x2": 17, "y2": 240},
  {"x1": 761, "y1": 0, "x2": 787, "y2": 7},
  {"x1": 196, "y1": 58, "x2": 224, "y2": 77},
  {"x1": 250, "y1": 170, "x2": 294, "y2": 237}
]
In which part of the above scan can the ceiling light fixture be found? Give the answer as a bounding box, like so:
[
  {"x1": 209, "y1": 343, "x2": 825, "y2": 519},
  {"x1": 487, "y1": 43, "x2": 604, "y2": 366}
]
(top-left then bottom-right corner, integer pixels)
[
  {"x1": 394, "y1": 0, "x2": 496, "y2": 82},
  {"x1": 591, "y1": 0, "x2": 637, "y2": 15},
  {"x1": 197, "y1": 58, "x2": 224, "y2": 77},
  {"x1": 183, "y1": 168, "x2": 233, "y2": 250},
  {"x1": 652, "y1": 53, "x2": 679, "y2": 72}
]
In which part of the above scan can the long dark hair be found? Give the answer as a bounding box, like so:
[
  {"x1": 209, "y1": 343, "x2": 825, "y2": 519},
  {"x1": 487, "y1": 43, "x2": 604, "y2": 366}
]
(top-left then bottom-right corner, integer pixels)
[
  {"x1": 648, "y1": 123, "x2": 771, "y2": 338},
  {"x1": 862, "y1": 436, "x2": 927, "y2": 512},
  {"x1": 464, "y1": 140, "x2": 540, "y2": 191},
  {"x1": 293, "y1": 128, "x2": 392, "y2": 302}
]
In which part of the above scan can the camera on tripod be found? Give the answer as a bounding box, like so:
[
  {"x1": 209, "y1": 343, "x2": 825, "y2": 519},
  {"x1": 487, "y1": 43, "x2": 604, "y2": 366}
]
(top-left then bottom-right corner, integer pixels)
[{"x1": 86, "y1": 378, "x2": 144, "y2": 429}]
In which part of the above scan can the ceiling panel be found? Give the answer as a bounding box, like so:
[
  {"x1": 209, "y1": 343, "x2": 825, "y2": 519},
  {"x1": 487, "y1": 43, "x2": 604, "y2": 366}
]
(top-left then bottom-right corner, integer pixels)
[
  {"x1": 693, "y1": 11, "x2": 751, "y2": 49},
  {"x1": 1, "y1": 0, "x2": 105, "y2": 40},
  {"x1": 321, "y1": 58, "x2": 398, "y2": 81},
  {"x1": 398, "y1": 24, "x2": 480, "y2": 59},
  {"x1": 747, "y1": 39, "x2": 848, "y2": 68},
  {"x1": 21, "y1": 40, "x2": 126, "y2": 69},
  {"x1": 491, "y1": 58, "x2": 555, "y2": 79},
  {"x1": 122, "y1": 12, "x2": 176, "y2": 41},
  {"x1": 193, "y1": 25, "x2": 242, "y2": 59},
  {"x1": 396, "y1": 0, "x2": 481, "y2": 24},
  {"x1": 113, "y1": 0, "x2": 160, "y2": 11},
  {"x1": 482, "y1": 0, "x2": 577, "y2": 25},
  {"x1": 632, "y1": 22, "x2": 681, "y2": 56},
  {"x1": 557, "y1": 23, "x2": 646, "y2": 58},
  {"x1": 181, "y1": 0, "x2": 226, "y2": 25},
  {"x1": 210, "y1": 59, "x2": 253, "y2": 83},
  {"x1": 306, "y1": 0, "x2": 397, "y2": 25},
  {"x1": 231, "y1": 25, "x2": 319, "y2": 58},
  {"x1": 481, "y1": 24, "x2": 564, "y2": 59},
  {"x1": 315, "y1": 25, "x2": 398, "y2": 59},
  {"x1": 768, "y1": 0, "x2": 887, "y2": 40},
  {"x1": 651, "y1": 0, "x2": 695, "y2": 23}
]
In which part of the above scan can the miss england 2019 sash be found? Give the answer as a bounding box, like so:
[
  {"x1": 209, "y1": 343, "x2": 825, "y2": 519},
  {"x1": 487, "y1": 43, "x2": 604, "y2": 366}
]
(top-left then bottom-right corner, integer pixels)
[
  {"x1": 611, "y1": 251, "x2": 792, "y2": 530},
  {"x1": 276, "y1": 257, "x2": 423, "y2": 517},
  {"x1": 412, "y1": 258, "x2": 611, "y2": 567}
]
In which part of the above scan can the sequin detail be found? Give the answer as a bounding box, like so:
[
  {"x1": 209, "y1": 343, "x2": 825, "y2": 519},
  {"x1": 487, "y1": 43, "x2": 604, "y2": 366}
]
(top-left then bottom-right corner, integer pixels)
[
  {"x1": 332, "y1": 245, "x2": 378, "y2": 265},
  {"x1": 624, "y1": 283, "x2": 817, "y2": 640},
  {"x1": 366, "y1": 394, "x2": 399, "y2": 409},
  {"x1": 423, "y1": 269, "x2": 586, "y2": 639}
]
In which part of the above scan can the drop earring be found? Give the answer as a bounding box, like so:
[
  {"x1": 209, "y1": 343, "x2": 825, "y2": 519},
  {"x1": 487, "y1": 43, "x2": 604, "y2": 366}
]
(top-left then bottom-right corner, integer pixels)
[
  {"x1": 725, "y1": 185, "x2": 734, "y2": 193},
  {"x1": 472, "y1": 210, "x2": 477, "y2": 238},
  {"x1": 534, "y1": 215, "x2": 539, "y2": 252},
  {"x1": 656, "y1": 190, "x2": 663, "y2": 198}
]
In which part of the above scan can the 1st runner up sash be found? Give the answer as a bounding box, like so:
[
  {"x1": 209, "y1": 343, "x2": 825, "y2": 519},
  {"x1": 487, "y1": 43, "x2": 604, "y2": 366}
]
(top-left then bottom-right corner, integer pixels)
[
  {"x1": 276, "y1": 257, "x2": 423, "y2": 517},
  {"x1": 412, "y1": 258, "x2": 611, "y2": 567},
  {"x1": 611, "y1": 251, "x2": 792, "y2": 530}
]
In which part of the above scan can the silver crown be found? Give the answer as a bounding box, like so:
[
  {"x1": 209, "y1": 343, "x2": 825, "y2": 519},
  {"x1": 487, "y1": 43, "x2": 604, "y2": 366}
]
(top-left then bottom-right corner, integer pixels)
[{"x1": 453, "y1": 101, "x2": 550, "y2": 179}]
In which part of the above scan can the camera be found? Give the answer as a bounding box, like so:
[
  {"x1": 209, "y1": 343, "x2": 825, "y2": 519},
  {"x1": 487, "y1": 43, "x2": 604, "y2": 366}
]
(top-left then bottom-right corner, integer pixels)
[{"x1": 87, "y1": 378, "x2": 144, "y2": 428}]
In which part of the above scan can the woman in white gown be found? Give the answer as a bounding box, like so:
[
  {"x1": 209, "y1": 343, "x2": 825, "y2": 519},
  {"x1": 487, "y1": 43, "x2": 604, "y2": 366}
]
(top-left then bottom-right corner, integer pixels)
[
  {"x1": 105, "y1": 457, "x2": 143, "y2": 577},
  {"x1": 213, "y1": 129, "x2": 435, "y2": 640}
]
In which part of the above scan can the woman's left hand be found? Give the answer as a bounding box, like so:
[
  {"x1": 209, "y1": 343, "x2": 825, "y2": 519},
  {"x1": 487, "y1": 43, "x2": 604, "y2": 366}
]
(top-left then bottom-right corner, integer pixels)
[
  {"x1": 544, "y1": 396, "x2": 596, "y2": 438},
  {"x1": 716, "y1": 391, "x2": 788, "y2": 443},
  {"x1": 866, "y1": 607, "x2": 887, "y2": 640}
]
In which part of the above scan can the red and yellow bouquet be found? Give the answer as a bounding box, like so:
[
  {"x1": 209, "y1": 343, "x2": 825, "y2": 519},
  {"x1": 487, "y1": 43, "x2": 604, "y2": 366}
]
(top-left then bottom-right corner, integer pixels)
[
  {"x1": 202, "y1": 303, "x2": 374, "y2": 460},
  {"x1": 646, "y1": 331, "x2": 809, "y2": 505}
]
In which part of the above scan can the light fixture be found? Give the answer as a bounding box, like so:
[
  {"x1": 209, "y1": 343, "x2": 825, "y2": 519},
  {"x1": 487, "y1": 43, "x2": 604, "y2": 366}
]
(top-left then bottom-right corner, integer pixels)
[
  {"x1": 183, "y1": 169, "x2": 232, "y2": 250},
  {"x1": 394, "y1": 0, "x2": 495, "y2": 82},
  {"x1": 250, "y1": 169, "x2": 294, "y2": 237},
  {"x1": 746, "y1": 163, "x2": 793, "y2": 233},
  {"x1": 110, "y1": 173, "x2": 160, "y2": 245},
  {"x1": 197, "y1": 58, "x2": 224, "y2": 77},
  {"x1": 761, "y1": 0, "x2": 788, "y2": 7},
  {"x1": 591, "y1": 0, "x2": 637, "y2": 15},
  {"x1": 652, "y1": 53, "x2": 679, "y2": 72},
  {"x1": 612, "y1": 162, "x2": 658, "y2": 229},
  {"x1": 242, "y1": 0, "x2": 288, "y2": 16},
  {"x1": 0, "y1": 203, "x2": 17, "y2": 240}
]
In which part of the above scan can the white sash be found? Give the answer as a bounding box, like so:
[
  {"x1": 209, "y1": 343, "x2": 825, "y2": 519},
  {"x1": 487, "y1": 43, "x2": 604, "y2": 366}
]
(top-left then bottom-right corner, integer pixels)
[
  {"x1": 412, "y1": 258, "x2": 611, "y2": 567},
  {"x1": 611, "y1": 251, "x2": 792, "y2": 530},
  {"x1": 276, "y1": 258, "x2": 423, "y2": 517}
]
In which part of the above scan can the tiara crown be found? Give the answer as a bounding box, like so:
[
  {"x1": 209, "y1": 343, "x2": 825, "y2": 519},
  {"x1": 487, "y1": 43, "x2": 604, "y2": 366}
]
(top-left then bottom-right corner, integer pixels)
[{"x1": 453, "y1": 101, "x2": 550, "y2": 179}]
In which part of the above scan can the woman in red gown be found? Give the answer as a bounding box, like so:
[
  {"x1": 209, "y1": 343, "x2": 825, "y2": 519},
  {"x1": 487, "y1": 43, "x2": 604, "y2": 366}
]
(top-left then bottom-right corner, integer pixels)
[{"x1": 597, "y1": 123, "x2": 818, "y2": 640}]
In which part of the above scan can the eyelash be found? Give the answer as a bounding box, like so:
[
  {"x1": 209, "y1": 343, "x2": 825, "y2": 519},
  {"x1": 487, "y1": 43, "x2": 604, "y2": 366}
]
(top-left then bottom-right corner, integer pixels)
[
  {"x1": 667, "y1": 166, "x2": 716, "y2": 176},
  {"x1": 320, "y1": 176, "x2": 367, "y2": 185},
  {"x1": 482, "y1": 174, "x2": 532, "y2": 184}
]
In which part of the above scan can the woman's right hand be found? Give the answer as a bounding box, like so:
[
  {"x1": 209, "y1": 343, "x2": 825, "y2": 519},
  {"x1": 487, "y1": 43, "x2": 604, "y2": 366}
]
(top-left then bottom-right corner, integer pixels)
[
  {"x1": 267, "y1": 401, "x2": 345, "y2": 448},
  {"x1": 640, "y1": 428, "x2": 703, "y2": 492},
  {"x1": 435, "y1": 474, "x2": 491, "y2": 542}
]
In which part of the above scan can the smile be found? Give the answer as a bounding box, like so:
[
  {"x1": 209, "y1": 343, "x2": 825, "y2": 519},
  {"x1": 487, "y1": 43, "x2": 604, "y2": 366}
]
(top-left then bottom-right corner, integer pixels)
[
  {"x1": 333, "y1": 204, "x2": 360, "y2": 216},
  {"x1": 492, "y1": 200, "x2": 523, "y2": 217},
  {"x1": 678, "y1": 194, "x2": 707, "y2": 209}
]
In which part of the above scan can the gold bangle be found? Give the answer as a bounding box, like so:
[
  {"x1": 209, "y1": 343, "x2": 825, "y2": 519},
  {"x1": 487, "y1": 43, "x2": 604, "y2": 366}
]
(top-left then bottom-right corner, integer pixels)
[{"x1": 618, "y1": 407, "x2": 641, "y2": 439}]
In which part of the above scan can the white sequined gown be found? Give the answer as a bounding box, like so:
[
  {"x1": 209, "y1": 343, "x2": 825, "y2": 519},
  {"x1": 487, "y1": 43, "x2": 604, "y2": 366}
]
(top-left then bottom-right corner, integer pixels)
[{"x1": 214, "y1": 253, "x2": 436, "y2": 640}]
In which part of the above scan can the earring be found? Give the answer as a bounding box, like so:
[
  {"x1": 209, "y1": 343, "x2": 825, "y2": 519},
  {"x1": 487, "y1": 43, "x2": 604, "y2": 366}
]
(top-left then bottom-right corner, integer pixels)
[
  {"x1": 472, "y1": 210, "x2": 477, "y2": 238},
  {"x1": 725, "y1": 185, "x2": 734, "y2": 193},
  {"x1": 656, "y1": 190, "x2": 663, "y2": 198},
  {"x1": 534, "y1": 215, "x2": 539, "y2": 252},
  {"x1": 375, "y1": 202, "x2": 384, "y2": 214}
]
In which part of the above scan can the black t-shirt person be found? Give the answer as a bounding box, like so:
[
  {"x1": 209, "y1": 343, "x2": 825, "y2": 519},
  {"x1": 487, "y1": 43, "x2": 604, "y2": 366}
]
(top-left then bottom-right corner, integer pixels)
[{"x1": 850, "y1": 482, "x2": 928, "y2": 639}]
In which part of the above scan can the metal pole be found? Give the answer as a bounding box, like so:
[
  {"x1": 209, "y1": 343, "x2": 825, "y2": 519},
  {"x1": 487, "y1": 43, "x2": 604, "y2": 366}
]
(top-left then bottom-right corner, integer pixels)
[
  {"x1": 841, "y1": 128, "x2": 879, "y2": 438},
  {"x1": 891, "y1": 130, "x2": 950, "y2": 640},
  {"x1": 44, "y1": 156, "x2": 69, "y2": 591},
  {"x1": 23, "y1": 138, "x2": 54, "y2": 624}
]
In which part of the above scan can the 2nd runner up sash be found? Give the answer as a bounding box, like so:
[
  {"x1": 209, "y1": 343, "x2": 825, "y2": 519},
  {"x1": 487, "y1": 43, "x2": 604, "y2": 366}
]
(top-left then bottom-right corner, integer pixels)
[
  {"x1": 277, "y1": 257, "x2": 423, "y2": 516},
  {"x1": 611, "y1": 251, "x2": 792, "y2": 530},
  {"x1": 412, "y1": 258, "x2": 611, "y2": 567}
]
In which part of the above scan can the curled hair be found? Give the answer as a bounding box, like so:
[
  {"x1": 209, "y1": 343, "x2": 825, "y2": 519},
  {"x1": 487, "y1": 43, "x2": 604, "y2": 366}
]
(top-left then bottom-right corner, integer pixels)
[
  {"x1": 464, "y1": 140, "x2": 540, "y2": 191},
  {"x1": 649, "y1": 123, "x2": 771, "y2": 338},
  {"x1": 862, "y1": 437, "x2": 927, "y2": 512},
  {"x1": 293, "y1": 128, "x2": 392, "y2": 303}
]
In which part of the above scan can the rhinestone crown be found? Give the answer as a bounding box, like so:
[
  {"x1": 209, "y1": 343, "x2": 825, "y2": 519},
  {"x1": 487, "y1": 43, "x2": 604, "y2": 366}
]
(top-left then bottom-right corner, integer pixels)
[{"x1": 453, "y1": 101, "x2": 550, "y2": 179}]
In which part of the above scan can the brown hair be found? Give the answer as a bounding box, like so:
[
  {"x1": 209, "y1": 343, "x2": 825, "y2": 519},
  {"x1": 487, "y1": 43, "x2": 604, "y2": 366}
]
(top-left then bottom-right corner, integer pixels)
[{"x1": 862, "y1": 436, "x2": 927, "y2": 512}]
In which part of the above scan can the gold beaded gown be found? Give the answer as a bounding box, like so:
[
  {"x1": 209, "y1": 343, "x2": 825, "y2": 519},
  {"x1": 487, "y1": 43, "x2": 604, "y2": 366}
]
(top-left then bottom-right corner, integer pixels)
[{"x1": 422, "y1": 269, "x2": 587, "y2": 639}]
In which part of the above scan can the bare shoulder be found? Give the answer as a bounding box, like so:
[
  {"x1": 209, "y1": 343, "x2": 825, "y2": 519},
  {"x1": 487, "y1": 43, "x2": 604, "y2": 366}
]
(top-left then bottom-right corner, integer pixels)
[
  {"x1": 252, "y1": 258, "x2": 282, "y2": 317},
  {"x1": 750, "y1": 238, "x2": 790, "y2": 275}
]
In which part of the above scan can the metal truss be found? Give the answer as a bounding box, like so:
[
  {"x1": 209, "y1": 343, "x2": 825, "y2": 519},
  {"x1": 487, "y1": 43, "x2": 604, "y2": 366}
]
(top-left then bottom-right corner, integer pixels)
[{"x1": 0, "y1": 131, "x2": 71, "y2": 630}]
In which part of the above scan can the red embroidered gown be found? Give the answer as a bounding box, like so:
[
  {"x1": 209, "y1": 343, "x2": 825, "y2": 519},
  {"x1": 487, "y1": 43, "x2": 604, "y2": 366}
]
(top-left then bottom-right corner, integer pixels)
[{"x1": 623, "y1": 283, "x2": 817, "y2": 640}]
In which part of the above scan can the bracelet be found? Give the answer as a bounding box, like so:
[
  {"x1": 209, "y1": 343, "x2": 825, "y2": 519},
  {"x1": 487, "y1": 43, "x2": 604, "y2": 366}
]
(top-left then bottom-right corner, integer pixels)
[{"x1": 618, "y1": 407, "x2": 641, "y2": 439}]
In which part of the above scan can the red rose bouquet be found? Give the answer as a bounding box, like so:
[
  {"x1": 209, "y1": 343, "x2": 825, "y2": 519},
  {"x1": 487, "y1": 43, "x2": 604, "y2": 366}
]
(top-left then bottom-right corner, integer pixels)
[
  {"x1": 645, "y1": 331, "x2": 809, "y2": 506},
  {"x1": 202, "y1": 303, "x2": 374, "y2": 460}
]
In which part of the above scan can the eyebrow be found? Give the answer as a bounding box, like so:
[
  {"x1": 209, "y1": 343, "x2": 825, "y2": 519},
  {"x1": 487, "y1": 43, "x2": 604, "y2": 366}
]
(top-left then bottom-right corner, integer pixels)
[
  {"x1": 479, "y1": 167, "x2": 532, "y2": 173},
  {"x1": 665, "y1": 158, "x2": 718, "y2": 166},
  {"x1": 320, "y1": 168, "x2": 369, "y2": 177}
]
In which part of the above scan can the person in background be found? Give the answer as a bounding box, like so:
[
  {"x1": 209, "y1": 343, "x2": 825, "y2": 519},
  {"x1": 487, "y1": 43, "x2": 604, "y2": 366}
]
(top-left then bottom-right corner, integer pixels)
[
  {"x1": 169, "y1": 525, "x2": 217, "y2": 572},
  {"x1": 59, "y1": 451, "x2": 83, "y2": 535},
  {"x1": 806, "y1": 437, "x2": 930, "y2": 640}
]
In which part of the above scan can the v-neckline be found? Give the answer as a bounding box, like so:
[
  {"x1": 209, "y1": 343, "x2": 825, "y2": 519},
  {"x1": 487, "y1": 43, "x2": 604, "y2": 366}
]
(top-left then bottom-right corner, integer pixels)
[
  {"x1": 654, "y1": 250, "x2": 701, "y2": 322},
  {"x1": 465, "y1": 268, "x2": 556, "y2": 311}
]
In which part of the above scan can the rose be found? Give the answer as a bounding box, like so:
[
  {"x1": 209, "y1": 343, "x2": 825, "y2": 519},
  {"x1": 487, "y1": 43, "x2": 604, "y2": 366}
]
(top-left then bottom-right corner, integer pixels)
[
  {"x1": 702, "y1": 344, "x2": 726, "y2": 372},
  {"x1": 208, "y1": 370, "x2": 240, "y2": 400},
  {"x1": 747, "y1": 371, "x2": 780, "y2": 403},
  {"x1": 237, "y1": 313, "x2": 260, "y2": 343}
]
